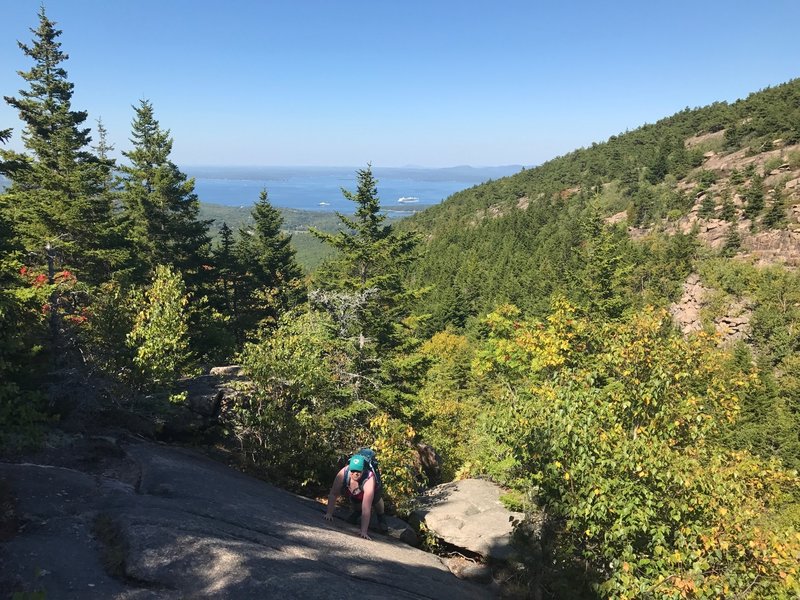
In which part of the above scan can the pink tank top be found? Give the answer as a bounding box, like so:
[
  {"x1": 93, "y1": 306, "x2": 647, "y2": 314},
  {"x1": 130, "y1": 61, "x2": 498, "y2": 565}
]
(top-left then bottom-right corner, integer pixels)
[{"x1": 344, "y1": 469, "x2": 374, "y2": 501}]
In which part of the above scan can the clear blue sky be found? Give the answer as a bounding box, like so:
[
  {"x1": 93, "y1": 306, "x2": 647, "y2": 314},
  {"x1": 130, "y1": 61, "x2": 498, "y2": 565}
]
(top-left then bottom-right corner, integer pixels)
[{"x1": 1, "y1": 0, "x2": 798, "y2": 168}]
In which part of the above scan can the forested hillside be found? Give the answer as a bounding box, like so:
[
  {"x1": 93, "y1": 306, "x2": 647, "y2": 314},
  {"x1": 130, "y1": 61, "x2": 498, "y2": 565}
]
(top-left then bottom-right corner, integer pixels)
[
  {"x1": 403, "y1": 79, "x2": 800, "y2": 325},
  {"x1": 2, "y1": 8, "x2": 799, "y2": 599},
  {"x1": 395, "y1": 79, "x2": 800, "y2": 595}
]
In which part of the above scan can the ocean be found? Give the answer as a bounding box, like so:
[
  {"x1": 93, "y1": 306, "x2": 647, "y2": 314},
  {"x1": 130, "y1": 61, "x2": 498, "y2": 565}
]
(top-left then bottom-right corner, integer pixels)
[{"x1": 186, "y1": 165, "x2": 522, "y2": 212}]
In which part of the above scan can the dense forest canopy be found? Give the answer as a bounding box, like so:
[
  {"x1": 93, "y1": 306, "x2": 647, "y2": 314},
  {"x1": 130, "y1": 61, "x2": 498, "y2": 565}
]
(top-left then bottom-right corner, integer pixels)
[{"x1": 1, "y1": 8, "x2": 798, "y2": 599}]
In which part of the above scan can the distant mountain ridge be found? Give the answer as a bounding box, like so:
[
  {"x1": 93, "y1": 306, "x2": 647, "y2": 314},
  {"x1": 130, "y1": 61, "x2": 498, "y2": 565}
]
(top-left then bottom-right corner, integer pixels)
[{"x1": 182, "y1": 164, "x2": 523, "y2": 183}]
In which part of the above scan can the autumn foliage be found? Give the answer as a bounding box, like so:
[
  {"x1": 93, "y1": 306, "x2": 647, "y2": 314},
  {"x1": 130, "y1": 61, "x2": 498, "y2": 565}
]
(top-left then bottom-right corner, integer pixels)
[{"x1": 475, "y1": 300, "x2": 800, "y2": 598}]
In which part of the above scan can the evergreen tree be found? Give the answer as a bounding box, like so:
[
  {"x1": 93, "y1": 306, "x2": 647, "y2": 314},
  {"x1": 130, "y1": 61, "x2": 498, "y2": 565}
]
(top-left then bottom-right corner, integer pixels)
[
  {"x1": 118, "y1": 99, "x2": 211, "y2": 286},
  {"x1": 0, "y1": 128, "x2": 10, "y2": 158},
  {"x1": 578, "y1": 209, "x2": 631, "y2": 319},
  {"x1": 720, "y1": 192, "x2": 737, "y2": 221},
  {"x1": 311, "y1": 165, "x2": 418, "y2": 404},
  {"x1": 762, "y1": 187, "x2": 787, "y2": 229},
  {"x1": 92, "y1": 117, "x2": 116, "y2": 195},
  {"x1": 0, "y1": 127, "x2": 47, "y2": 446},
  {"x1": 744, "y1": 173, "x2": 765, "y2": 220},
  {"x1": 233, "y1": 189, "x2": 304, "y2": 341},
  {"x1": 724, "y1": 122, "x2": 741, "y2": 150},
  {"x1": 1, "y1": 7, "x2": 120, "y2": 284},
  {"x1": 211, "y1": 222, "x2": 237, "y2": 317},
  {"x1": 729, "y1": 168, "x2": 745, "y2": 186},
  {"x1": 646, "y1": 143, "x2": 669, "y2": 184},
  {"x1": 721, "y1": 224, "x2": 741, "y2": 257},
  {"x1": 698, "y1": 192, "x2": 716, "y2": 219},
  {"x1": 628, "y1": 185, "x2": 656, "y2": 227},
  {"x1": 313, "y1": 165, "x2": 418, "y2": 346}
]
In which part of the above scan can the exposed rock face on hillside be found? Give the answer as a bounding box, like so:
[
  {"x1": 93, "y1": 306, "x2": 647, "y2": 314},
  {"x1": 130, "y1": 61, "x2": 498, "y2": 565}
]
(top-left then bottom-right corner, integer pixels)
[
  {"x1": 670, "y1": 273, "x2": 707, "y2": 335},
  {"x1": 0, "y1": 437, "x2": 492, "y2": 599},
  {"x1": 599, "y1": 141, "x2": 800, "y2": 269},
  {"x1": 674, "y1": 142, "x2": 800, "y2": 266},
  {"x1": 669, "y1": 273, "x2": 752, "y2": 343}
]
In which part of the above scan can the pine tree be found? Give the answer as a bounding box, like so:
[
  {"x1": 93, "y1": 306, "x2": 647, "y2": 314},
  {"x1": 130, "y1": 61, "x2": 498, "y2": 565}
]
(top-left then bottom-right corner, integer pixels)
[
  {"x1": 647, "y1": 144, "x2": 669, "y2": 184},
  {"x1": 211, "y1": 222, "x2": 237, "y2": 317},
  {"x1": 311, "y1": 165, "x2": 418, "y2": 405},
  {"x1": 118, "y1": 99, "x2": 211, "y2": 286},
  {"x1": 721, "y1": 224, "x2": 741, "y2": 257},
  {"x1": 577, "y1": 208, "x2": 632, "y2": 319},
  {"x1": 0, "y1": 128, "x2": 10, "y2": 155},
  {"x1": 720, "y1": 193, "x2": 737, "y2": 221},
  {"x1": 92, "y1": 118, "x2": 116, "y2": 195},
  {"x1": 312, "y1": 165, "x2": 418, "y2": 347},
  {"x1": 762, "y1": 187, "x2": 787, "y2": 229},
  {"x1": 233, "y1": 189, "x2": 304, "y2": 340},
  {"x1": 1, "y1": 8, "x2": 120, "y2": 284},
  {"x1": 0, "y1": 127, "x2": 46, "y2": 444},
  {"x1": 698, "y1": 192, "x2": 716, "y2": 219},
  {"x1": 744, "y1": 173, "x2": 765, "y2": 220},
  {"x1": 628, "y1": 185, "x2": 656, "y2": 227}
]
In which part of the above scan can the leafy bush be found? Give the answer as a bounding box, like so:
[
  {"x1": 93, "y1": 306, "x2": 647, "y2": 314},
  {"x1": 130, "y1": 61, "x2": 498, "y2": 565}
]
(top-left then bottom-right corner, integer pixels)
[
  {"x1": 127, "y1": 265, "x2": 196, "y2": 393},
  {"x1": 369, "y1": 413, "x2": 419, "y2": 512},
  {"x1": 474, "y1": 302, "x2": 800, "y2": 598},
  {"x1": 412, "y1": 331, "x2": 480, "y2": 481},
  {"x1": 229, "y1": 309, "x2": 370, "y2": 491}
]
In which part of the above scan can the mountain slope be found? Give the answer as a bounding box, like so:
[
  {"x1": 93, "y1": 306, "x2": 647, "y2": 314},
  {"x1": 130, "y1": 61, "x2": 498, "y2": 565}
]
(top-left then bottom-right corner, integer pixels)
[{"x1": 402, "y1": 78, "x2": 800, "y2": 330}]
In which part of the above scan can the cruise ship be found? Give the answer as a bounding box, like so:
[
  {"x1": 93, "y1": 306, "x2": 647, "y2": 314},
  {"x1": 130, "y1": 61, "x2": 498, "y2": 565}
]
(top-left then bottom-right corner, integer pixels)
[{"x1": 397, "y1": 197, "x2": 419, "y2": 203}]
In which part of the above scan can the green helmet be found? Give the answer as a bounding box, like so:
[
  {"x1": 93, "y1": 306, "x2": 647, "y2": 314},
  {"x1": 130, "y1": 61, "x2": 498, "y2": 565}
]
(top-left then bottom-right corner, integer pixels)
[{"x1": 348, "y1": 454, "x2": 366, "y2": 472}]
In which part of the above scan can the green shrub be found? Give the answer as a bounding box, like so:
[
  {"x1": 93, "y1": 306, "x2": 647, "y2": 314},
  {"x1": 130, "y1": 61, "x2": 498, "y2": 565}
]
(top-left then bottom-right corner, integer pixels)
[
  {"x1": 127, "y1": 265, "x2": 196, "y2": 393},
  {"x1": 763, "y1": 155, "x2": 784, "y2": 173},
  {"x1": 474, "y1": 302, "x2": 800, "y2": 598},
  {"x1": 230, "y1": 309, "x2": 368, "y2": 491},
  {"x1": 370, "y1": 412, "x2": 420, "y2": 512}
]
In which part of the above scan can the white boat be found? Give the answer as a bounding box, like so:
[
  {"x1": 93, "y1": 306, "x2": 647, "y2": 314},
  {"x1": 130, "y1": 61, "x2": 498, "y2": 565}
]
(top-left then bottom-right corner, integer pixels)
[
  {"x1": 398, "y1": 196, "x2": 419, "y2": 203},
  {"x1": 319, "y1": 201, "x2": 330, "y2": 206}
]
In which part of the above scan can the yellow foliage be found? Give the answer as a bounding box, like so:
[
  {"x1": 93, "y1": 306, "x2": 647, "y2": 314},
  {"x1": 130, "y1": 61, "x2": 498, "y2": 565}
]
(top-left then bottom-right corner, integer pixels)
[
  {"x1": 369, "y1": 413, "x2": 418, "y2": 512},
  {"x1": 474, "y1": 301, "x2": 800, "y2": 598}
]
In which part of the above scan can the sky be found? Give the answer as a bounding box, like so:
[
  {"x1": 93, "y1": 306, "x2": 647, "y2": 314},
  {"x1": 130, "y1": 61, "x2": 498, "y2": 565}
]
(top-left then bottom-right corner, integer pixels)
[{"x1": 1, "y1": 0, "x2": 798, "y2": 169}]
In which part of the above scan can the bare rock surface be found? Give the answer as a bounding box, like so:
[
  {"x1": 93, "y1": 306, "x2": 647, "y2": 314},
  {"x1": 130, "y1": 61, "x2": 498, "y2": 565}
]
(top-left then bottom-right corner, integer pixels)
[
  {"x1": 414, "y1": 479, "x2": 523, "y2": 561},
  {"x1": 669, "y1": 274, "x2": 753, "y2": 343},
  {"x1": 670, "y1": 273, "x2": 707, "y2": 334},
  {"x1": 0, "y1": 437, "x2": 491, "y2": 599}
]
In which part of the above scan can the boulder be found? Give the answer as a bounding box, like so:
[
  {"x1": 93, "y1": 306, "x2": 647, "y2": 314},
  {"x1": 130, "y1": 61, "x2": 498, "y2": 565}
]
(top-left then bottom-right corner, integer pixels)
[
  {"x1": 413, "y1": 479, "x2": 523, "y2": 561},
  {"x1": 209, "y1": 365, "x2": 245, "y2": 377},
  {"x1": 444, "y1": 556, "x2": 493, "y2": 583},
  {"x1": 328, "y1": 505, "x2": 419, "y2": 547},
  {"x1": 160, "y1": 367, "x2": 251, "y2": 440},
  {"x1": 414, "y1": 443, "x2": 442, "y2": 486}
]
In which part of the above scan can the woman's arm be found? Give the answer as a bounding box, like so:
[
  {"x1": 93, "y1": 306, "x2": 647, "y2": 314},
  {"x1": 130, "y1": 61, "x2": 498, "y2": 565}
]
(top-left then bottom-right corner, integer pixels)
[
  {"x1": 323, "y1": 467, "x2": 346, "y2": 520},
  {"x1": 359, "y1": 476, "x2": 376, "y2": 539}
]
